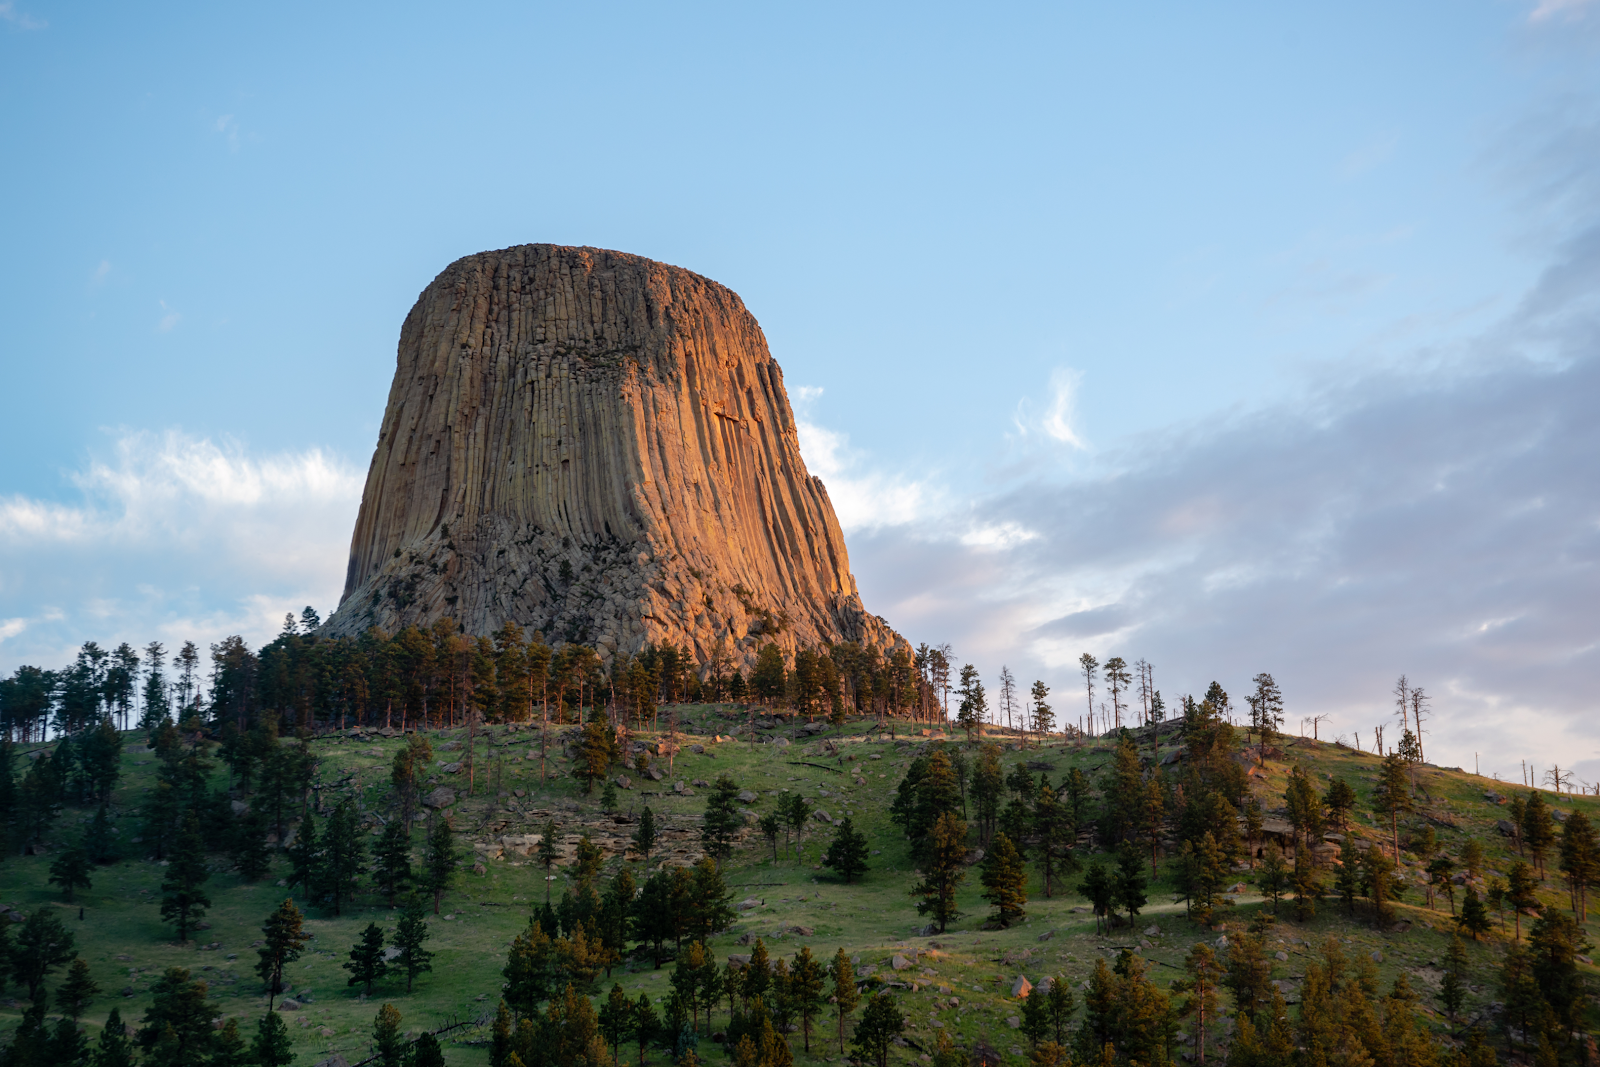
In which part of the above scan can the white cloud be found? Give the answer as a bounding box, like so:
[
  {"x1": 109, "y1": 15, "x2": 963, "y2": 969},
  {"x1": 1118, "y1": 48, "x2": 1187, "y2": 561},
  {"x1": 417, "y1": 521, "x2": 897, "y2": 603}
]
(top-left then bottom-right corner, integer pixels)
[
  {"x1": 1012, "y1": 368, "x2": 1090, "y2": 450},
  {"x1": 847, "y1": 219, "x2": 1600, "y2": 785},
  {"x1": 1530, "y1": 0, "x2": 1597, "y2": 21},
  {"x1": 0, "y1": 1, "x2": 46, "y2": 29},
  {"x1": 0, "y1": 429, "x2": 362, "y2": 671},
  {"x1": 157, "y1": 300, "x2": 180, "y2": 332},
  {"x1": 0, "y1": 618, "x2": 26, "y2": 643},
  {"x1": 791, "y1": 387, "x2": 933, "y2": 531}
]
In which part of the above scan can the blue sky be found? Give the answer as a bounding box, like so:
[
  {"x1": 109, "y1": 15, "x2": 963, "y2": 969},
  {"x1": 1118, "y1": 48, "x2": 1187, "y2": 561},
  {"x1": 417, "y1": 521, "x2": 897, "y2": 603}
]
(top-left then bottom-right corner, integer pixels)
[{"x1": 3, "y1": 1, "x2": 1599, "y2": 783}]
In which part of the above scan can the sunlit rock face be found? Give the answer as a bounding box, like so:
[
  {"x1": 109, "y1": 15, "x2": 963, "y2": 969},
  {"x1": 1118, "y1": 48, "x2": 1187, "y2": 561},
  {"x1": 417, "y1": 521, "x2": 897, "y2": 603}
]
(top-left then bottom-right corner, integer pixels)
[{"x1": 326, "y1": 244, "x2": 904, "y2": 670}]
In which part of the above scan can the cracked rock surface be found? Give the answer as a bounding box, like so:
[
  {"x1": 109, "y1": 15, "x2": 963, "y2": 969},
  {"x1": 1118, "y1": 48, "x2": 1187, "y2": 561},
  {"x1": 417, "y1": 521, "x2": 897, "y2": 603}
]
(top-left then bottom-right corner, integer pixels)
[{"x1": 326, "y1": 244, "x2": 905, "y2": 669}]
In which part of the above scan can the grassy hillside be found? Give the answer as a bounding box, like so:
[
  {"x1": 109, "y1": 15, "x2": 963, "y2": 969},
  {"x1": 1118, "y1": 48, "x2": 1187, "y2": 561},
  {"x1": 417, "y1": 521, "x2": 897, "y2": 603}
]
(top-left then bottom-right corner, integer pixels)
[{"x1": 1, "y1": 711, "x2": 1595, "y2": 1065}]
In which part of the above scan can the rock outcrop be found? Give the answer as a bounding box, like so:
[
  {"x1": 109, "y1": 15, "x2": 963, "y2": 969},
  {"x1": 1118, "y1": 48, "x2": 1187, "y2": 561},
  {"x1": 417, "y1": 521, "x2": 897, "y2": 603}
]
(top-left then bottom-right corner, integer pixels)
[{"x1": 325, "y1": 244, "x2": 904, "y2": 672}]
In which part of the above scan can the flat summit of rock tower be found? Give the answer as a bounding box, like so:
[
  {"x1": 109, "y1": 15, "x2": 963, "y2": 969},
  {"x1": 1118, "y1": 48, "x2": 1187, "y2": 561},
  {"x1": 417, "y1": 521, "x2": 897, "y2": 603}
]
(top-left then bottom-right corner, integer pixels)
[{"x1": 325, "y1": 244, "x2": 905, "y2": 672}]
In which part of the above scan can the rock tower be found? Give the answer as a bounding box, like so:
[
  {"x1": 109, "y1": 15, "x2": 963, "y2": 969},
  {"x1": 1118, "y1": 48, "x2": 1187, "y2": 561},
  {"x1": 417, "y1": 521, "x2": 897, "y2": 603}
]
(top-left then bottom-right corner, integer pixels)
[{"x1": 325, "y1": 244, "x2": 905, "y2": 673}]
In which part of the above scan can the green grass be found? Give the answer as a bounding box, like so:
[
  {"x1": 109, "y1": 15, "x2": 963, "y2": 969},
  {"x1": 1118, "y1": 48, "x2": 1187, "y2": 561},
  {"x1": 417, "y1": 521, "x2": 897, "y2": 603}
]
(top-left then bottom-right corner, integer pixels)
[{"x1": 2, "y1": 712, "x2": 1596, "y2": 1064}]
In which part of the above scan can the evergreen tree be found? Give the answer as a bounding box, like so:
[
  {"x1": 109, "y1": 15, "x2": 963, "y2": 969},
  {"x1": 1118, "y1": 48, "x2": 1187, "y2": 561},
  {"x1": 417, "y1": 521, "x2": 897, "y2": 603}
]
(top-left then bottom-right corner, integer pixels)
[
  {"x1": 372, "y1": 820, "x2": 412, "y2": 906},
  {"x1": 423, "y1": 815, "x2": 457, "y2": 914},
  {"x1": 601, "y1": 777, "x2": 620, "y2": 814},
  {"x1": 575, "y1": 718, "x2": 619, "y2": 793},
  {"x1": 48, "y1": 846, "x2": 93, "y2": 902},
  {"x1": 1507, "y1": 860, "x2": 1539, "y2": 942},
  {"x1": 57, "y1": 956, "x2": 99, "y2": 1018},
  {"x1": 1223, "y1": 931, "x2": 1273, "y2": 1020},
  {"x1": 955, "y1": 665, "x2": 987, "y2": 740},
  {"x1": 285, "y1": 810, "x2": 319, "y2": 900},
  {"x1": 823, "y1": 817, "x2": 870, "y2": 883},
  {"x1": 136, "y1": 966, "x2": 219, "y2": 1066},
  {"x1": 250, "y1": 1010, "x2": 296, "y2": 1067},
  {"x1": 256, "y1": 898, "x2": 311, "y2": 1010},
  {"x1": 49, "y1": 1015, "x2": 90, "y2": 1067},
  {"x1": 84, "y1": 803, "x2": 118, "y2": 865},
  {"x1": 1113, "y1": 840, "x2": 1148, "y2": 924},
  {"x1": 344, "y1": 922, "x2": 389, "y2": 994},
  {"x1": 13, "y1": 906, "x2": 75, "y2": 999},
  {"x1": 230, "y1": 807, "x2": 272, "y2": 881},
  {"x1": 830, "y1": 948, "x2": 859, "y2": 1053},
  {"x1": 1078, "y1": 861, "x2": 1115, "y2": 934},
  {"x1": 413, "y1": 1032, "x2": 446, "y2": 1067},
  {"x1": 319, "y1": 799, "x2": 365, "y2": 916},
  {"x1": 980, "y1": 832, "x2": 1029, "y2": 927},
  {"x1": 393, "y1": 895, "x2": 434, "y2": 992},
  {"x1": 1323, "y1": 777, "x2": 1356, "y2": 831},
  {"x1": 786, "y1": 945, "x2": 825, "y2": 1053},
  {"x1": 970, "y1": 745, "x2": 1004, "y2": 844},
  {"x1": 1560, "y1": 808, "x2": 1598, "y2": 918},
  {"x1": 211, "y1": 1017, "x2": 248, "y2": 1067},
  {"x1": 1440, "y1": 934, "x2": 1469, "y2": 1021},
  {"x1": 160, "y1": 813, "x2": 212, "y2": 942},
  {"x1": 911, "y1": 812, "x2": 968, "y2": 932},
  {"x1": 1257, "y1": 843, "x2": 1289, "y2": 912},
  {"x1": 1373, "y1": 753, "x2": 1412, "y2": 858},
  {"x1": 600, "y1": 983, "x2": 634, "y2": 1063},
  {"x1": 1174, "y1": 943, "x2": 1222, "y2": 1065},
  {"x1": 634, "y1": 992, "x2": 661, "y2": 1065},
  {"x1": 537, "y1": 819, "x2": 562, "y2": 903},
  {"x1": 701, "y1": 775, "x2": 744, "y2": 868},
  {"x1": 632, "y1": 806, "x2": 658, "y2": 862},
  {"x1": 390, "y1": 735, "x2": 434, "y2": 836},
  {"x1": 1032, "y1": 775, "x2": 1078, "y2": 897},
  {"x1": 93, "y1": 1007, "x2": 135, "y2": 1067},
  {"x1": 1458, "y1": 886, "x2": 1492, "y2": 941},
  {"x1": 1522, "y1": 791, "x2": 1556, "y2": 879},
  {"x1": 372, "y1": 1003, "x2": 407, "y2": 1067},
  {"x1": 850, "y1": 991, "x2": 905, "y2": 1067}
]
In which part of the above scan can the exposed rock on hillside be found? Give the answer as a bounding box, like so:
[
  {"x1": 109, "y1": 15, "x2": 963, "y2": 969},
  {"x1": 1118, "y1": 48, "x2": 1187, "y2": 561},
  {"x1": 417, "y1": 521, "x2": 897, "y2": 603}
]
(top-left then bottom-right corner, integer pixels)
[{"x1": 325, "y1": 244, "x2": 905, "y2": 671}]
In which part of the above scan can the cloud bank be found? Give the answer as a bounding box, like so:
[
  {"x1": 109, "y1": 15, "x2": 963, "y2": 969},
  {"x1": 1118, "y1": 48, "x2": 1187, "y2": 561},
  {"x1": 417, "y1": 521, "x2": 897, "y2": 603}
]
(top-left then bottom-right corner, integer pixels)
[
  {"x1": 0, "y1": 430, "x2": 361, "y2": 669},
  {"x1": 843, "y1": 224, "x2": 1600, "y2": 787}
]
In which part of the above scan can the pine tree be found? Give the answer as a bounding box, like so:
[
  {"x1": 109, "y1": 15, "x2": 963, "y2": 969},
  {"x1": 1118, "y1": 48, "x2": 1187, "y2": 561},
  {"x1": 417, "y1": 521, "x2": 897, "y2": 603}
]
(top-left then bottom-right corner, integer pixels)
[
  {"x1": 1373, "y1": 754, "x2": 1412, "y2": 858},
  {"x1": 53, "y1": 956, "x2": 98, "y2": 1019},
  {"x1": 230, "y1": 807, "x2": 272, "y2": 882},
  {"x1": 248, "y1": 1010, "x2": 295, "y2": 1067},
  {"x1": 1175, "y1": 943, "x2": 1222, "y2": 1064},
  {"x1": 285, "y1": 810, "x2": 319, "y2": 900},
  {"x1": 788, "y1": 946, "x2": 825, "y2": 1053},
  {"x1": 632, "y1": 807, "x2": 658, "y2": 862},
  {"x1": 94, "y1": 1007, "x2": 134, "y2": 1067},
  {"x1": 701, "y1": 776, "x2": 744, "y2": 868},
  {"x1": 1030, "y1": 680, "x2": 1053, "y2": 739},
  {"x1": 911, "y1": 812, "x2": 968, "y2": 932},
  {"x1": 1223, "y1": 931, "x2": 1273, "y2": 1019},
  {"x1": 830, "y1": 948, "x2": 859, "y2": 1053},
  {"x1": 600, "y1": 982, "x2": 633, "y2": 1063},
  {"x1": 1078, "y1": 862, "x2": 1115, "y2": 934},
  {"x1": 256, "y1": 898, "x2": 311, "y2": 1010},
  {"x1": 537, "y1": 820, "x2": 562, "y2": 903},
  {"x1": 823, "y1": 817, "x2": 871, "y2": 883},
  {"x1": 49, "y1": 846, "x2": 93, "y2": 902},
  {"x1": 1458, "y1": 886, "x2": 1492, "y2": 941},
  {"x1": 372, "y1": 1003, "x2": 407, "y2": 1067},
  {"x1": 211, "y1": 1017, "x2": 248, "y2": 1067},
  {"x1": 85, "y1": 803, "x2": 118, "y2": 865},
  {"x1": 160, "y1": 813, "x2": 212, "y2": 942},
  {"x1": 423, "y1": 816, "x2": 457, "y2": 914},
  {"x1": 955, "y1": 665, "x2": 986, "y2": 740},
  {"x1": 850, "y1": 991, "x2": 905, "y2": 1067},
  {"x1": 1507, "y1": 860, "x2": 1539, "y2": 942},
  {"x1": 1560, "y1": 808, "x2": 1598, "y2": 919},
  {"x1": 1257, "y1": 843, "x2": 1289, "y2": 912},
  {"x1": 980, "y1": 832, "x2": 1029, "y2": 927},
  {"x1": 632, "y1": 992, "x2": 660, "y2": 1065},
  {"x1": 136, "y1": 966, "x2": 220, "y2": 1064},
  {"x1": 1440, "y1": 934, "x2": 1469, "y2": 1021},
  {"x1": 344, "y1": 922, "x2": 389, "y2": 994},
  {"x1": 393, "y1": 895, "x2": 434, "y2": 992},
  {"x1": 320, "y1": 799, "x2": 366, "y2": 916},
  {"x1": 413, "y1": 1031, "x2": 446, "y2": 1067},
  {"x1": 601, "y1": 777, "x2": 620, "y2": 813},
  {"x1": 12, "y1": 907, "x2": 75, "y2": 999},
  {"x1": 373, "y1": 820, "x2": 413, "y2": 906}
]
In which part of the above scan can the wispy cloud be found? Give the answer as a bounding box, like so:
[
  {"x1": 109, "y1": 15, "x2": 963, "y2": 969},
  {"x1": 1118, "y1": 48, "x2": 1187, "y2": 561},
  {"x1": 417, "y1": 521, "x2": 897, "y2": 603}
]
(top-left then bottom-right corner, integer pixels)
[
  {"x1": 849, "y1": 220, "x2": 1600, "y2": 785},
  {"x1": 792, "y1": 386, "x2": 933, "y2": 531},
  {"x1": 157, "y1": 300, "x2": 180, "y2": 332},
  {"x1": 0, "y1": 430, "x2": 361, "y2": 670},
  {"x1": 1530, "y1": 0, "x2": 1598, "y2": 22},
  {"x1": 1012, "y1": 367, "x2": 1089, "y2": 450},
  {"x1": 0, "y1": 1, "x2": 47, "y2": 30}
]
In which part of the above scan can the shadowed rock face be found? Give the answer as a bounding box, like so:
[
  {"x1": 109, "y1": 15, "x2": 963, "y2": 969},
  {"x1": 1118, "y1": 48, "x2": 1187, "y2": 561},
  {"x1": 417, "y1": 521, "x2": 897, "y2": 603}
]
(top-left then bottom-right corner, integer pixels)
[{"x1": 326, "y1": 244, "x2": 904, "y2": 671}]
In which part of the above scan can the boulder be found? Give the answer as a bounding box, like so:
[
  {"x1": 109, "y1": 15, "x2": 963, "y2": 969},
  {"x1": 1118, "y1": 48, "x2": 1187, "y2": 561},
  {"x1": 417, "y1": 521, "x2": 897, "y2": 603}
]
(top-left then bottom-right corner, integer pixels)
[
  {"x1": 440, "y1": 762, "x2": 462, "y2": 774},
  {"x1": 891, "y1": 954, "x2": 913, "y2": 971},
  {"x1": 1010, "y1": 976, "x2": 1032, "y2": 999},
  {"x1": 738, "y1": 790, "x2": 759, "y2": 803},
  {"x1": 421, "y1": 787, "x2": 456, "y2": 809},
  {"x1": 616, "y1": 775, "x2": 632, "y2": 789},
  {"x1": 736, "y1": 898, "x2": 763, "y2": 912}
]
